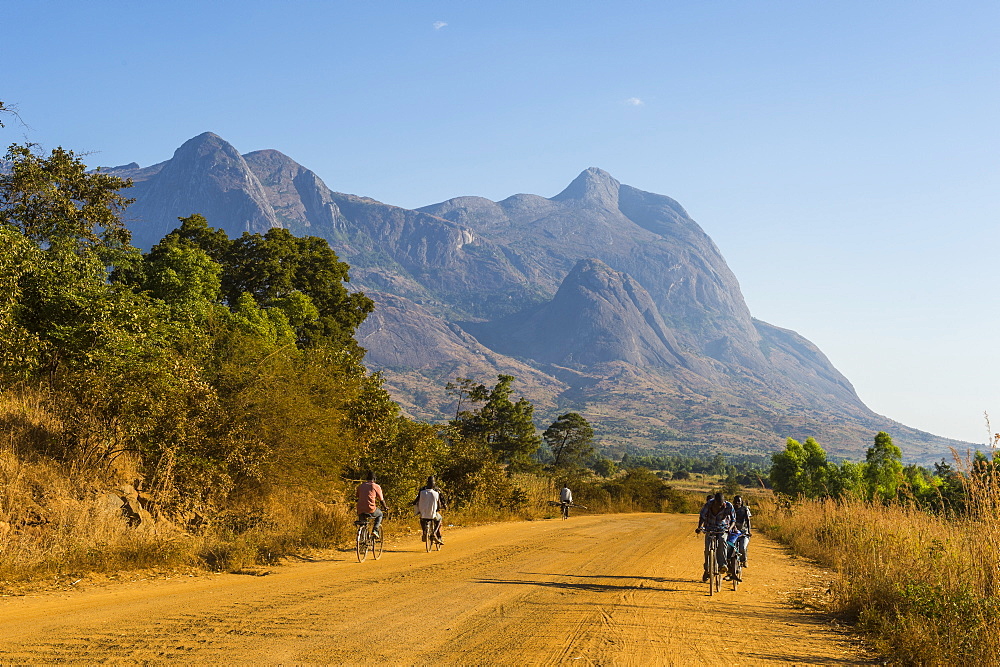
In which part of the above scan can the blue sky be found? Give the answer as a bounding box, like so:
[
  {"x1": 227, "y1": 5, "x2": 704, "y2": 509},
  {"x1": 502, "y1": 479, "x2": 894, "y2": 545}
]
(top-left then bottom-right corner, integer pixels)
[{"x1": 5, "y1": 1, "x2": 999, "y2": 448}]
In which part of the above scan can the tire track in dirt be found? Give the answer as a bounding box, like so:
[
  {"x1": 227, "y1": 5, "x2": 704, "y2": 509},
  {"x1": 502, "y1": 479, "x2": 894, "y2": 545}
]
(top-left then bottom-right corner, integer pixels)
[{"x1": 0, "y1": 513, "x2": 866, "y2": 665}]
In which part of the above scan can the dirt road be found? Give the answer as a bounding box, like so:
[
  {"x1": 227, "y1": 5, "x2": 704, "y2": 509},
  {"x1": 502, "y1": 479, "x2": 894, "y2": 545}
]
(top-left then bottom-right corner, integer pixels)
[{"x1": 0, "y1": 513, "x2": 864, "y2": 665}]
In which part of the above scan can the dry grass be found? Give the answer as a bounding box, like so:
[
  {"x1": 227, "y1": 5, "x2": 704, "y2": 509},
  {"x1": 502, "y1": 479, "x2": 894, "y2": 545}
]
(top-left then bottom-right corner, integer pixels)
[
  {"x1": 0, "y1": 389, "x2": 361, "y2": 588},
  {"x1": 761, "y1": 482, "x2": 997, "y2": 664},
  {"x1": 0, "y1": 388, "x2": 711, "y2": 591}
]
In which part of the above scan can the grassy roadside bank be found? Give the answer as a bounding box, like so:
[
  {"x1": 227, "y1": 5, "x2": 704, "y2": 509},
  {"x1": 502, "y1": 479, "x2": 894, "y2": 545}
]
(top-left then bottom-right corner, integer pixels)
[
  {"x1": 759, "y1": 494, "x2": 997, "y2": 664},
  {"x1": 0, "y1": 458, "x2": 706, "y2": 594}
]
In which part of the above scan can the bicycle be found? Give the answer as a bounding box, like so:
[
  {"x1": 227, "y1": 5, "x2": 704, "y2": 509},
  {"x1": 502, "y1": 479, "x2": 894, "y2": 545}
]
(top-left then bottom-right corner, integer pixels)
[
  {"x1": 700, "y1": 528, "x2": 726, "y2": 595},
  {"x1": 726, "y1": 548, "x2": 743, "y2": 591},
  {"x1": 723, "y1": 530, "x2": 746, "y2": 591},
  {"x1": 355, "y1": 513, "x2": 384, "y2": 562},
  {"x1": 548, "y1": 501, "x2": 589, "y2": 519},
  {"x1": 421, "y1": 515, "x2": 442, "y2": 552}
]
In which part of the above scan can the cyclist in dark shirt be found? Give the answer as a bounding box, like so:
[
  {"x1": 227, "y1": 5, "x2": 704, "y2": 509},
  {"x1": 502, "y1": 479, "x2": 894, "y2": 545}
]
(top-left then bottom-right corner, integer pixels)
[{"x1": 696, "y1": 492, "x2": 735, "y2": 581}]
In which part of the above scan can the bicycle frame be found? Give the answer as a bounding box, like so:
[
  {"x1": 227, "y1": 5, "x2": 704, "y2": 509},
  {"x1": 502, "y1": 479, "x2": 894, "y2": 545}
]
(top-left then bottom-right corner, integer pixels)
[
  {"x1": 356, "y1": 513, "x2": 384, "y2": 562},
  {"x1": 703, "y1": 529, "x2": 726, "y2": 595},
  {"x1": 420, "y1": 516, "x2": 442, "y2": 552}
]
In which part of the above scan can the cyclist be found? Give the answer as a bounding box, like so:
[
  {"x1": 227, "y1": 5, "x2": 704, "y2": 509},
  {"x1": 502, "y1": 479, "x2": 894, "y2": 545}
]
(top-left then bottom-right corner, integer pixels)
[
  {"x1": 356, "y1": 471, "x2": 387, "y2": 538},
  {"x1": 413, "y1": 475, "x2": 445, "y2": 545},
  {"x1": 696, "y1": 492, "x2": 735, "y2": 582},
  {"x1": 732, "y1": 495, "x2": 752, "y2": 567},
  {"x1": 559, "y1": 485, "x2": 573, "y2": 518}
]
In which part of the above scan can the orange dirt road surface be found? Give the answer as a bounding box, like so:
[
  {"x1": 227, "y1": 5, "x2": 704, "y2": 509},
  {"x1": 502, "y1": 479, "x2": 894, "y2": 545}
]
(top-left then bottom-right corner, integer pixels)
[{"x1": 0, "y1": 513, "x2": 867, "y2": 665}]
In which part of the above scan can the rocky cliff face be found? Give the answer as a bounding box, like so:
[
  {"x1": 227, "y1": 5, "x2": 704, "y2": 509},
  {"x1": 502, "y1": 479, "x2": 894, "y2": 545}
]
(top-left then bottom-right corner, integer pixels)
[
  {"x1": 419, "y1": 168, "x2": 767, "y2": 372},
  {"x1": 467, "y1": 259, "x2": 699, "y2": 372},
  {"x1": 243, "y1": 149, "x2": 347, "y2": 238},
  {"x1": 355, "y1": 291, "x2": 567, "y2": 420},
  {"x1": 123, "y1": 133, "x2": 280, "y2": 249},
  {"x1": 108, "y1": 134, "x2": 967, "y2": 462}
]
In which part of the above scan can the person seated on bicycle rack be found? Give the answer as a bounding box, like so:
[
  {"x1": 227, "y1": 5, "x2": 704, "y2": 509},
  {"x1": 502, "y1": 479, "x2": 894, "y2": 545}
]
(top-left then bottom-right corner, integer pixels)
[
  {"x1": 723, "y1": 526, "x2": 745, "y2": 582},
  {"x1": 696, "y1": 492, "x2": 736, "y2": 582},
  {"x1": 356, "y1": 470, "x2": 387, "y2": 538},
  {"x1": 732, "y1": 495, "x2": 752, "y2": 567},
  {"x1": 412, "y1": 475, "x2": 446, "y2": 545}
]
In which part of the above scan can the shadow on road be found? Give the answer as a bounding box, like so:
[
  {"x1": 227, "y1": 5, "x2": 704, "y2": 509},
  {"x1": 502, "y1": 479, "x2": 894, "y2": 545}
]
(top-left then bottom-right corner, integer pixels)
[
  {"x1": 475, "y1": 577, "x2": 682, "y2": 593},
  {"x1": 521, "y1": 572, "x2": 692, "y2": 585}
]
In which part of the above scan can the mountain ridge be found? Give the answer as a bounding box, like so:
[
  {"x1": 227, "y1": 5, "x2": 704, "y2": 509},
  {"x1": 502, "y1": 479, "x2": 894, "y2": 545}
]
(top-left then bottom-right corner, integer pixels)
[{"x1": 106, "y1": 133, "x2": 969, "y2": 464}]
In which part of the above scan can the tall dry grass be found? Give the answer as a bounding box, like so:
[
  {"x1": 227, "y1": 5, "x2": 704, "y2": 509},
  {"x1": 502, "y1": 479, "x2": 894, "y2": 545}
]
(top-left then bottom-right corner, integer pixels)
[
  {"x1": 0, "y1": 389, "x2": 361, "y2": 588},
  {"x1": 0, "y1": 387, "x2": 705, "y2": 588},
  {"x1": 761, "y1": 462, "x2": 999, "y2": 664}
]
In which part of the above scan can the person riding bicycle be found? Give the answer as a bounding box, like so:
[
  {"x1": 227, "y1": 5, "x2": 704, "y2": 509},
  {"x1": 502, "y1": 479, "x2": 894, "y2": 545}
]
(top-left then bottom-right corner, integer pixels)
[
  {"x1": 696, "y1": 492, "x2": 735, "y2": 582},
  {"x1": 732, "y1": 495, "x2": 752, "y2": 567},
  {"x1": 559, "y1": 485, "x2": 573, "y2": 518},
  {"x1": 356, "y1": 471, "x2": 387, "y2": 538},
  {"x1": 412, "y1": 475, "x2": 445, "y2": 545}
]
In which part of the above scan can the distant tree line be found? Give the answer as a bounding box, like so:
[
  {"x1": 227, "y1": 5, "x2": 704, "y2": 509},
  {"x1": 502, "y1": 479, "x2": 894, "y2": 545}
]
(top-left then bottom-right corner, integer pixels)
[
  {"x1": 619, "y1": 451, "x2": 770, "y2": 487},
  {"x1": 769, "y1": 432, "x2": 969, "y2": 512}
]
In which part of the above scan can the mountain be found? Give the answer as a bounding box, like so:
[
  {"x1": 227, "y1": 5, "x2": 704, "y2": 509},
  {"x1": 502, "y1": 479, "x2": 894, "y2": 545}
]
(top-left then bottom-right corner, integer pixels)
[
  {"x1": 124, "y1": 133, "x2": 279, "y2": 249},
  {"x1": 355, "y1": 291, "x2": 567, "y2": 420},
  {"x1": 466, "y1": 258, "x2": 697, "y2": 371},
  {"x1": 108, "y1": 134, "x2": 968, "y2": 464}
]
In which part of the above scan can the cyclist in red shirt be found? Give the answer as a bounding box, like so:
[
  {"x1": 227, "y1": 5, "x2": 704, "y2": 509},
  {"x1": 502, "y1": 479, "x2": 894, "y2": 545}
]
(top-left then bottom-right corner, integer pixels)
[{"x1": 356, "y1": 471, "x2": 387, "y2": 538}]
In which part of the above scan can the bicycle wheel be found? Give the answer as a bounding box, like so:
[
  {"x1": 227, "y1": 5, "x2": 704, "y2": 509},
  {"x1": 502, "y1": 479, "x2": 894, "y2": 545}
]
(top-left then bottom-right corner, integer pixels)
[
  {"x1": 356, "y1": 524, "x2": 369, "y2": 562},
  {"x1": 372, "y1": 527, "x2": 384, "y2": 560},
  {"x1": 730, "y1": 555, "x2": 741, "y2": 592},
  {"x1": 707, "y1": 542, "x2": 716, "y2": 596},
  {"x1": 562, "y1": 504, "x2": 569, "y2": 520},
  {"x1": 713, "y1": 536, "x2": 723, "y2": 593}
]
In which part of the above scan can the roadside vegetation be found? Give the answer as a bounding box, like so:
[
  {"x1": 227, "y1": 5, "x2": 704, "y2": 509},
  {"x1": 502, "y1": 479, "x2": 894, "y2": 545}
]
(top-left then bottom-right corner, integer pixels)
[{"x1": 761, "y1": 431, "x2": 996, "y2": 664}]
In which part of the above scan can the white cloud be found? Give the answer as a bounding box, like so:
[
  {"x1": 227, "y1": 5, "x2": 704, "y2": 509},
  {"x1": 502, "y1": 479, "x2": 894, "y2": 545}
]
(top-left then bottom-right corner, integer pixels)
[
  {"x1": 433, "y1": 21, "x2": 448, "y2": 30},
  {"x1": 625, "y1": 97, "x2": 644, "y2": 106}
]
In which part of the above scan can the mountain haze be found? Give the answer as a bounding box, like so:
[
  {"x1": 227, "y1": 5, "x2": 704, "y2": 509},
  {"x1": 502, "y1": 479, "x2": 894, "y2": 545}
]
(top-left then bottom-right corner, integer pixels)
[{"x1": 107, "y1": 133, "x2": 967, "y2": 463}]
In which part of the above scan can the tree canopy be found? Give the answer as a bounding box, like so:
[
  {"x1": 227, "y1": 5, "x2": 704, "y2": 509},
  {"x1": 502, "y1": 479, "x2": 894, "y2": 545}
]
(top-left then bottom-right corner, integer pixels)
[{"x1": 543, "y1": 412, "x2": 595, "y2": 471}]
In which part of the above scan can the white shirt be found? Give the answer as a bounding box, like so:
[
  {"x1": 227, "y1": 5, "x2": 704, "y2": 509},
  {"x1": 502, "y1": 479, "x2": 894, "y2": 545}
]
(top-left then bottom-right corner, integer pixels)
[
  {"x1": 417, "y1": 488, "x2": 440, "y2": 519},
  {"x1": 560, "y1": 487, "x2": 572, "y2": 503}
]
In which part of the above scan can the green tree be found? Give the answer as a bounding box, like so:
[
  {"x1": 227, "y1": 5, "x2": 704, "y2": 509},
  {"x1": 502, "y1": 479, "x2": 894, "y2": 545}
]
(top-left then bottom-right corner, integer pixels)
[
  {"x1": 933, "y1": 459, "x2": 967, "y2": 514},
  {"x1": 143, "y1": 233, "x2": 223, "y2": 320},
  {"x1": 864, "y1": 431, "x2": 904, "y2": 502},
  {"x1": 827, "y1": 460, "x2": 864, "y2": 499},
  {"x1": 445, "y1": 377, "x2": 488, "y2": 419},
  {"x1": 0, "y1": 225, "x2": 42, "y2": 378},
  {"x1": 1, "y1": 144, "x2": 133, "y2": 252},
  {"x1": 223, "y1": 227, "x2": 373, "y2": 350},
  {"x1": 770, "y1": 438, "x2": 807, "y2": 497},
  {"x1": 451, "y1": 374, "x2": 541, "y2": 472},
  {"x1": 591, "y1": 456, "x2": 617, "y2": 478},
  {"x1": 157, "y1": 216, "x2": 373, "y2": 352},
  {"x1": 802, "y1": 437, "x2": 830, "y2": 497},
  {"x1": 543, "y1": 412, "x2": 595, "y2": 471}
]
